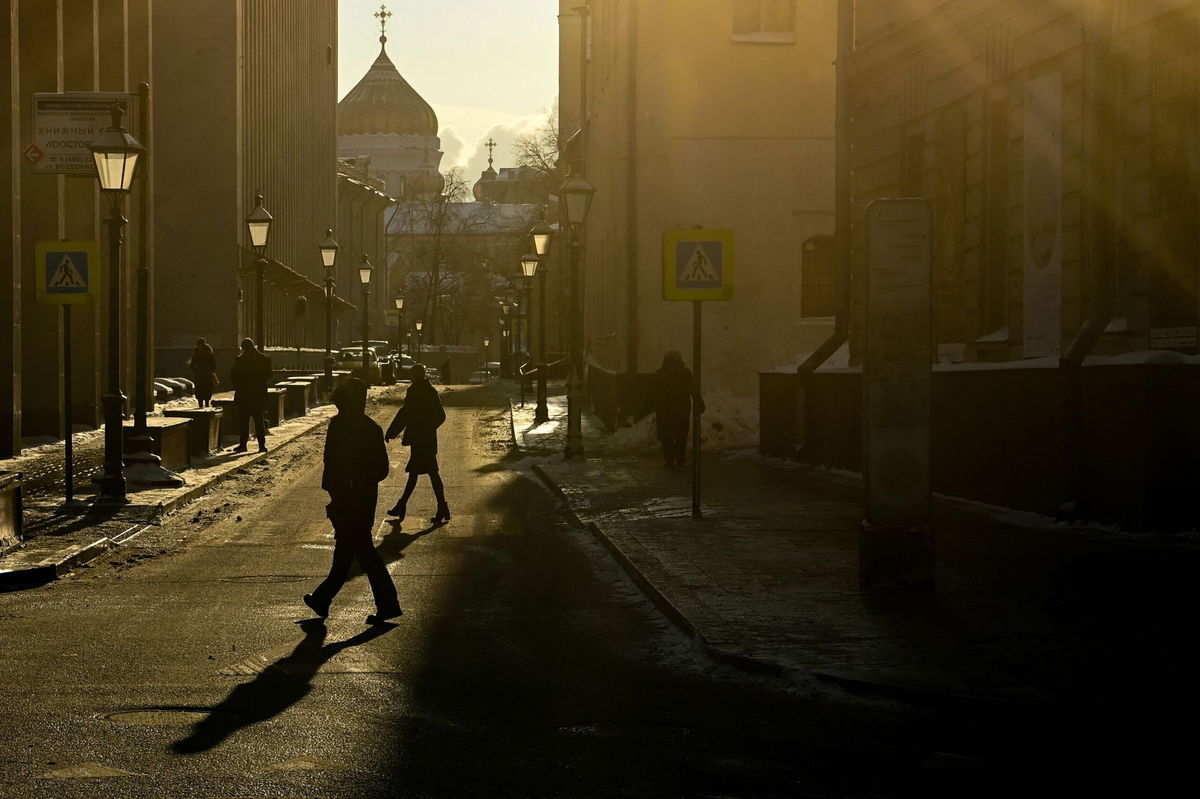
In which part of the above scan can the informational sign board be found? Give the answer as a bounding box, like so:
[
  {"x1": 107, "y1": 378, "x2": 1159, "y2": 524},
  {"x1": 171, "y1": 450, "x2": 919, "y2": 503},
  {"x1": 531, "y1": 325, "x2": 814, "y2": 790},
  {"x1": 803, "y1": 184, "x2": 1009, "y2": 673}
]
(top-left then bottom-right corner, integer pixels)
[
  {"x1": 662, "y1": 229, "x2": 735, "y2": 301},
  {"x1": 863, "y1": 199, "x2": 933, "y2": 527},
  {"x1": 385, "y1": 310, "x2": 399, "y2": 329},
  {"x1": 34, "y1": 240, "x2": 100, "y2": 305},
  {"x1": 28, "y1": 92, "x2": 138, "y2": 175}
]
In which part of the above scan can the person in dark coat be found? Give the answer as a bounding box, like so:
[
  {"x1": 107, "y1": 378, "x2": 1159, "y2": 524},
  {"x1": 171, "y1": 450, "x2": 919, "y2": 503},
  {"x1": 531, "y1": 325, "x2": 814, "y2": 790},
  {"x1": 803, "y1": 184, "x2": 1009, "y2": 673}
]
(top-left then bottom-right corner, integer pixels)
[
  {"x1": 652, "y1": 350, "x2": 703, "y2": 468},
  {"x1": 304, "y1": 378, "x2": 401, "y2": 624},
  {"x1": 230, "y1": 337, "x2": 272, "y2": 453},
  {"x1": 384, "y1": 363, "x2": 449, "y2": 524},
  {"x1": 188, "y1": 338, "x2": 218, "y2": 408},
  {"x1": 439, "y1": 358, "x2": 453, "y2": 385}
]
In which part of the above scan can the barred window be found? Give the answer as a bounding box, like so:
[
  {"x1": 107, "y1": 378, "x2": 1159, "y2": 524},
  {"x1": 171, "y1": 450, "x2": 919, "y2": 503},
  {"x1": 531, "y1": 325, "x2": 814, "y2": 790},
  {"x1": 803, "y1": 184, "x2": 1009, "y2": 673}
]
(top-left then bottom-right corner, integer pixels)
[{"x1": 801, "y1": 235, "x2": 835, "y2": 318}]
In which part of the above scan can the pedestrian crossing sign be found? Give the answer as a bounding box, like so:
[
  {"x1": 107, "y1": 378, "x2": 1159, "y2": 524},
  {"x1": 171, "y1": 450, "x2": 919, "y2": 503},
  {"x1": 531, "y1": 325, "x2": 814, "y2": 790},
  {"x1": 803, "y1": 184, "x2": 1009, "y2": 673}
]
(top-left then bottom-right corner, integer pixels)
[
  {"x1": 35, "y1": 240, "x2": 100, "y2": 305},
  {"x1": 663, "y1": 229, "x2": 734, "y2": 301}
]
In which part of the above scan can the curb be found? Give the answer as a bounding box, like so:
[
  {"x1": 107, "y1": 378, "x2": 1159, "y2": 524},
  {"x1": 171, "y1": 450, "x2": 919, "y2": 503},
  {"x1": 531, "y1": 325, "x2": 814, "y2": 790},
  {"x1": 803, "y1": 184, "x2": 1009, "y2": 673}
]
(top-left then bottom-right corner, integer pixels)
[{"x1": 0, "y1": 402, "x2": 343, "y2": 590}]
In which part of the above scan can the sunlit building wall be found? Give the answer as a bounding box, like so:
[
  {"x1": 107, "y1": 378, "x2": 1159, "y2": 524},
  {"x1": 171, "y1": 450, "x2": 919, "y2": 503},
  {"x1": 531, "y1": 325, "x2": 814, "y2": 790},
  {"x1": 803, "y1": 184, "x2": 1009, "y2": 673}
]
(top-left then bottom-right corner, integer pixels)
[
  {"x1": 846, "y1": 0, "x2": 1200, "y2": 362},
  {"x1": 152, "y1": 1, "x2": 339, "y2": 376},
  {"x1": 561, "y1": 0, "x2": 837, "y2": 432},
  {"x1": 1, "y1": 0, "x2": 153, "y2": 454}
]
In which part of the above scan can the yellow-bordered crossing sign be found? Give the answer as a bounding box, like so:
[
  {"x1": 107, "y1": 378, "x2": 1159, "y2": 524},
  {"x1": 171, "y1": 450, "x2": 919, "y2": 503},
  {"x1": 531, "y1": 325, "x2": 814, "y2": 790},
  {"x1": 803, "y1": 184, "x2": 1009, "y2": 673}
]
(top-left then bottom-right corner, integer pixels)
[
  {"x1": 35, "y1": 240, "x2": 100, "y2": 305},
  {"x1": 662, "y1": 229, "x2": 734, "y2": 301}
]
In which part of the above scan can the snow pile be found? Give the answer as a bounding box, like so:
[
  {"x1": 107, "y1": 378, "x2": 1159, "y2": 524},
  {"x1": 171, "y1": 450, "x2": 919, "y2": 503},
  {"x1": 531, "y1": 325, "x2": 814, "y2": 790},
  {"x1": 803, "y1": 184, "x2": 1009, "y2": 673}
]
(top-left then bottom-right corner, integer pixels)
[{"x1": 606, "y1": 390, "x2": 760, "y2": 453}]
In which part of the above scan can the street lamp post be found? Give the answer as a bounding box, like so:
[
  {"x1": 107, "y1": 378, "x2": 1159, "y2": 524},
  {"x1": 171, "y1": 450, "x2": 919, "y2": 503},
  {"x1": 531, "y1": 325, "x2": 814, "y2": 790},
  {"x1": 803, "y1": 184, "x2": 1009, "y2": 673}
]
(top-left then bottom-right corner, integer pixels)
[
  {"x1": 483, "y1": 337, "x2": 490, "y2": 370},
  {"x1": 393, "y1": 296, "x2": 405, "y2": 359},
  {"x1": 89, "y1": 103, "x2": 145, "y2": 503},
  {"x1": 500, "y1": 302, "x2": 512, "y2": 378},
  {"x1": 560, "y1": 174, "x2": 596, "y2": 458},
  {"x1": 358, "y1": 255, "x2": 374, "y2": 382},
  {"x1": 415, "y1": 319, "x2": 423, "y2": 362},
  {"x1": 529, "y1": 217, "x2": 554, "y2": 424},
  {"x1": 520, "y1": 255, "x2": 538, "y2": 413},
  {"x1": 245, "y1": 195, "x2": 273, "y2": 351},
  {"x1": 319, "y1": 229, "x2": 338, "y2": 397}
]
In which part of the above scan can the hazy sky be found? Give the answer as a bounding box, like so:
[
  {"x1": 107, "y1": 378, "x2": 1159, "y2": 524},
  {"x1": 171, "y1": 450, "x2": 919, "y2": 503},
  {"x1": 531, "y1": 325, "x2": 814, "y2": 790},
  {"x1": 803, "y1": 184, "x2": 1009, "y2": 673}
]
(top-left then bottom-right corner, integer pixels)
[{"x1": 339, "y1": 0, "x2": 559, "y2": 179}]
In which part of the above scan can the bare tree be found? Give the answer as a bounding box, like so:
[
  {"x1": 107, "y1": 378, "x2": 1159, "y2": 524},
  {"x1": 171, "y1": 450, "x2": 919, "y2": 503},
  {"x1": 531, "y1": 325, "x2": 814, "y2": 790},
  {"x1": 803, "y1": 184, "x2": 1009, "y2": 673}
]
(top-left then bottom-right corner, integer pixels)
[{"x1": 511, "y1": 102, "x2": 561, "y2": 192}]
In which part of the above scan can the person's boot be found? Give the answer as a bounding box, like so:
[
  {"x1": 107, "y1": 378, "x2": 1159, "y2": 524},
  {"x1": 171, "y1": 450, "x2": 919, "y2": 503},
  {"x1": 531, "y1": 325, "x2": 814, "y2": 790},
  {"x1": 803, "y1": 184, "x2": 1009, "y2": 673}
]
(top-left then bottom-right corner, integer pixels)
[
  {"x1": 386, "y1": 499, "x2": 407, "y2": 520},
  {"x1": 432, "y1": 503, "x2": 451, "y2": 525},
  {"x1": 366, "y1": 602, "x2": 402, "y2": 624},
  {"x1": 302, "y1": 593, "x2": 329, "y2": 619}
]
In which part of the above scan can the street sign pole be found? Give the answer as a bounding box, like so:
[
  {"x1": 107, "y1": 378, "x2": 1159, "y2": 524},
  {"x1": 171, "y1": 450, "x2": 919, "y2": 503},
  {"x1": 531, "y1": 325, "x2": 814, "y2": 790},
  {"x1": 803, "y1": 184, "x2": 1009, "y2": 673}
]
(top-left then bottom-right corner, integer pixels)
[
  {"x1": 663, "y1": 228, "x2": 734, "y2": 522},
  {"x1": 59, "y1": 305, "x2": 81, "y2": 513},
  {"x1": 692, "y1": 300, "x2": 703, "y2": 519}
]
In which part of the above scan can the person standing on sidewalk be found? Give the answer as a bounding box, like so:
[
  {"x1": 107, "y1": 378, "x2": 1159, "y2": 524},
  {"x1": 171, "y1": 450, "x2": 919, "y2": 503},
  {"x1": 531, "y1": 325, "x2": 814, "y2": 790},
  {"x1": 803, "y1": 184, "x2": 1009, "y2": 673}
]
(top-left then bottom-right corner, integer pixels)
[
  {"x1": 189, "y1": 338, "x2": 218, "y2": 408},
  {"x1": 384, "y1": 363, "x2": 449, "y2": 524},
  {"x1": 304, "y1": 377, "x2": 402, "y2": 624},
  {"x1": 652, "y1": 350, "x2": 703, "y2": 468},
  {"x1": 231, "y1": 337, "x2": 271, "y2": 453}
]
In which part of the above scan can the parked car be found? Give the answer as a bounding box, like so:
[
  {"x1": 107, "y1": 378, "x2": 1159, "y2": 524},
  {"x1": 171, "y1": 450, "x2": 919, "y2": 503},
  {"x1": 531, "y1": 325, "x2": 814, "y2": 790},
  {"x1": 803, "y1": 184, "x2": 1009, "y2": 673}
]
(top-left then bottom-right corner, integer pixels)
[
  {"x1": 466, "y1": 369, "x2": 492, "y2": 385},
  {"x1": 334, "y1": 347, "x2": 381, "y2": 384},
  {"x1": 392, "y1": 353, "x2": 417, "y2": 380},
  {"x1": 349, "y1": 340, "x2": 395, "y2": 383},
  {"x1": 425, "y1": 365, "x2": 441, "y2": 384}
]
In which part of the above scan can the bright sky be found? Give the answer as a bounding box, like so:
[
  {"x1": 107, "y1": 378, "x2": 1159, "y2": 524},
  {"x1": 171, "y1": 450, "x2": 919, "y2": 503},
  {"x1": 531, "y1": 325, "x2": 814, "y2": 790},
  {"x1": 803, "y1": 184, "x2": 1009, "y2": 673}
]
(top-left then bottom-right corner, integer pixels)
[{"x1": 339, "y1": 0, "x2": 559, "y2": 179}]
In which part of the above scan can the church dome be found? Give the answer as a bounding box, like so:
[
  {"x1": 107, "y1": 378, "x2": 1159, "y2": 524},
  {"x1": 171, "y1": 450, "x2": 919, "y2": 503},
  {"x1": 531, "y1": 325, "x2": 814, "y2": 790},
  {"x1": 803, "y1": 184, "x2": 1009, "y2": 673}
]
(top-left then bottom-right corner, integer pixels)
[{"x1": 338, "y1": 38, "x2": 438, "y2": 137}]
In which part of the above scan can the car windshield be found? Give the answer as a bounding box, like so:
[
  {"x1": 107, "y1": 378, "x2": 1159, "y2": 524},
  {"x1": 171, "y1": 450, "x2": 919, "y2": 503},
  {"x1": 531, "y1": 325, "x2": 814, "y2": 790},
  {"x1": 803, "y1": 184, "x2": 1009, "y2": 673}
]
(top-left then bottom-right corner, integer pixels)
[{"x1": 339, "y1": 349, "x2": 374, "y2": 361}]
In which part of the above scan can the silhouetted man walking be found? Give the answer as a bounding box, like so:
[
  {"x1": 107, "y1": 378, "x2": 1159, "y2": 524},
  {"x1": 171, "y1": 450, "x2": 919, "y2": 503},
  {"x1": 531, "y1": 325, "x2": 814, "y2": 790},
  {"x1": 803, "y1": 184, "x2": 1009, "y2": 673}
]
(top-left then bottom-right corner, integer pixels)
[
  {"x1": 304, "y1": 378, "x2": 401, "y2": 624},
  {"x1": 231, "y1": 337, "x2": 271, "y2": 453}
]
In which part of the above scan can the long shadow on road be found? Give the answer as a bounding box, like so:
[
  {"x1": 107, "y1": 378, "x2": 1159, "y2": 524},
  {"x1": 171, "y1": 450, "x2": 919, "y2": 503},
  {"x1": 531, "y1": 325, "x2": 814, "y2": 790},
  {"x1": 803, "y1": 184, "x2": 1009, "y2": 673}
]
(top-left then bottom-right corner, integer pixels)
[{"x1": 170, "y1": 618, "x2": 396, "y2": 754}]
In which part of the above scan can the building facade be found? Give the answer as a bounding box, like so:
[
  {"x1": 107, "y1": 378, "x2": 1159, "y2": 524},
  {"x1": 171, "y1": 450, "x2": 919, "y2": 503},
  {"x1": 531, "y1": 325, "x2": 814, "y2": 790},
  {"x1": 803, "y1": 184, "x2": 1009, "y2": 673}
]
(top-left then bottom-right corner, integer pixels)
[
  {"x1": 153, "y1": 0, "x2": 346, "y2": 377},
  {"x1": 788, "y1": 0, "x2": 1200, "y2": 526},
  {"x1": 2, "y1": 0, "x2": 154, "y2": 455},
  {"x1": 558, "y1": 0, "x2": 838, "y2": 435}
]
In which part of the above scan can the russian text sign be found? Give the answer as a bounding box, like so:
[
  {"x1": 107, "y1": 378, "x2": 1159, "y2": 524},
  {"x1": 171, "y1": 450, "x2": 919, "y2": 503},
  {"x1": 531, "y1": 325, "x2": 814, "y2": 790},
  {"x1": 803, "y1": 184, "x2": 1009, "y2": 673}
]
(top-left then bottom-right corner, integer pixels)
[
  {"x1": 35, "y1": 240, "x2": 100, "y2": 305},
  {"x1": 662, "y1": 229, "x2": 735, "y2": 301},
  {"x1": 30, "y1": 92, "x2": 138, "y2": 175}
]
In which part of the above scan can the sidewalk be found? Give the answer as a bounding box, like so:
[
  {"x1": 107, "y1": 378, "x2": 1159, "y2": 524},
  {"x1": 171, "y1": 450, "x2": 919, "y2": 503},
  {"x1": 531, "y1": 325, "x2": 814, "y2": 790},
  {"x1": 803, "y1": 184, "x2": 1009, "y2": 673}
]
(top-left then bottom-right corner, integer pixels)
[
  {"x1": 514, "y1": 393, "x2": 1200, "y2": 715},
  {"x1": 0, "y1": 384, "x2": 400, "y2": 589}
]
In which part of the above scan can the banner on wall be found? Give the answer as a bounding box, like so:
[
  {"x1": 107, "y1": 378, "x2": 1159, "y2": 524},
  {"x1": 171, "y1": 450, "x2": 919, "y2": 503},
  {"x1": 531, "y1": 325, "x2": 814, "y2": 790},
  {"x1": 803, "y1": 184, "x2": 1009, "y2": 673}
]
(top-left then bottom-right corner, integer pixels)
[{"x1": 1022, "y1": 72, "x2": 1063, "y2": 358}]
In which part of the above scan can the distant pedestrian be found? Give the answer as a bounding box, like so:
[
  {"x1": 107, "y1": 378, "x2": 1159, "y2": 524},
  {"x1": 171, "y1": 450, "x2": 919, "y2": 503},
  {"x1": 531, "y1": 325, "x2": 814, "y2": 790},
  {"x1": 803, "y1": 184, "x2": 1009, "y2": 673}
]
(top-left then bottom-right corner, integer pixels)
[
  {"x1": 304, "y1": 377, "x2": 401, "y2": 624},
  {"x1": 230, "y1": 337, "x2": 272, "y2": 453},
  {"x1": 188, "y1": 338, "x2": 219, "y2": 408},
  {"x1": 440, "y1": 358, "x2": 453, "y2": 385},
  {"x1": 652, "y1": 350, "x2": 703, "y2": 468},
  {"x1": 384, "y1": 363, "x2": 449, "y2": 524}
]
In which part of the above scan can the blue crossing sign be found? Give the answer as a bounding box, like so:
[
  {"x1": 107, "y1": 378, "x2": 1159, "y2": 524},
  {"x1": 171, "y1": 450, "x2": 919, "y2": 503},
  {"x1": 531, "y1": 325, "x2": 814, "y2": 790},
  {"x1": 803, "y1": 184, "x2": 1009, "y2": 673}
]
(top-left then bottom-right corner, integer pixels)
[
  {"x1": 34, "y1": 240, "x2": 100, "y2": 305},
  {"x1": 662, "y1": 229, "x2": 735, "y2": 301}
]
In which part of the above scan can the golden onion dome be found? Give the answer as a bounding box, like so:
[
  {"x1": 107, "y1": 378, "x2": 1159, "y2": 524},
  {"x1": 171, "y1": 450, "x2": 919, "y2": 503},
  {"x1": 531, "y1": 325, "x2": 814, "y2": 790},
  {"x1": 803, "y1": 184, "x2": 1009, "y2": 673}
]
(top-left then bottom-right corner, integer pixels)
[{"x1": 338, "y1": 38, "x2": 438, "y2": 137}]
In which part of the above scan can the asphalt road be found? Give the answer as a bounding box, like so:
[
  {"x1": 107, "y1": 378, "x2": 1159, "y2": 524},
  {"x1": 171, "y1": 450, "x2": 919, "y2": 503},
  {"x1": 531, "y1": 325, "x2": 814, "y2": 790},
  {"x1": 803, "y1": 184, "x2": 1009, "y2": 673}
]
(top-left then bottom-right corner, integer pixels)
[{"x1": 0, "y1": 384, "x2": 1064, "y2": 798}]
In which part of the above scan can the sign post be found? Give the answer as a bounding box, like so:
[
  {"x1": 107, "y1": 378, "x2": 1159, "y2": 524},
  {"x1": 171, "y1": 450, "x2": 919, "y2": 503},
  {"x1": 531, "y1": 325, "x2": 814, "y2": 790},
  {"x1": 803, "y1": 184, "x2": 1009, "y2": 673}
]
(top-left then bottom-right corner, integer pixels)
[
  {"x1": 663, "y1": 228, "x2": 735, "y2": 519},
  {"x1": 862, "y1": 199, "x2": 935, "y2": 592},
  {"x1": 35, "y1": 240, "x2": 100, "y2": 512}
]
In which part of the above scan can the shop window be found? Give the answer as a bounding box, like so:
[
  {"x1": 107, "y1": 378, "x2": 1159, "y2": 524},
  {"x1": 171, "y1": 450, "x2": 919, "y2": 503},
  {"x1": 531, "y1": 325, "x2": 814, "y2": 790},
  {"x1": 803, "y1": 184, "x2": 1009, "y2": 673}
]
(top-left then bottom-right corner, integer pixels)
[{"x1": 732, "y1": 0, "x2": 796, "y2": 43}]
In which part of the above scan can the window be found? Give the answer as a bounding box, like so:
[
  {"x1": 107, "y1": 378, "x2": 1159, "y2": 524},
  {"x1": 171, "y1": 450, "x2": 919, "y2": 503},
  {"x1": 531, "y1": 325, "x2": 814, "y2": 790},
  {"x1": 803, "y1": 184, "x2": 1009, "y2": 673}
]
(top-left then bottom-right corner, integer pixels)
[
  {"x1": 801, "y1": 235, "x2": 835, "y2": 318},
  {"x1": 732, "y1": 0, "x2": 796, "y2": 43}
]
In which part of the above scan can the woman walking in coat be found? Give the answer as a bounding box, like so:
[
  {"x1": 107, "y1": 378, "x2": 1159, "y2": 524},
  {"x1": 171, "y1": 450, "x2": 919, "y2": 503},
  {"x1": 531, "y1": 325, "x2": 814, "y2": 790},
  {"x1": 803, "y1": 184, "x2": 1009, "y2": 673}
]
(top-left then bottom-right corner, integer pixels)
[
  {"x1": 188, "y1": 337, "x2": 218, "y2": 408},
  {"x1": 384, "y1": 363, "x2": 450, "y2": 524},
  {"x1": 653, "y1": 350, "x2": 703, "y2": 468}
]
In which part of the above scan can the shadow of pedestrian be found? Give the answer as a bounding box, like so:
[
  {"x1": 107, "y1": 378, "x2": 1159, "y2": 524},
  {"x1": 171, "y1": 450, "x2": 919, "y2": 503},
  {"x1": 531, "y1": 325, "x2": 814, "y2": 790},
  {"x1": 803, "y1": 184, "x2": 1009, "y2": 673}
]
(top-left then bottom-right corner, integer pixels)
[
  {"x1": 375, "y1": 522, "x2": 438, "y2": 564},
  {"x1": 169, "y1": 618, "x2": 395, "y2": 755}
]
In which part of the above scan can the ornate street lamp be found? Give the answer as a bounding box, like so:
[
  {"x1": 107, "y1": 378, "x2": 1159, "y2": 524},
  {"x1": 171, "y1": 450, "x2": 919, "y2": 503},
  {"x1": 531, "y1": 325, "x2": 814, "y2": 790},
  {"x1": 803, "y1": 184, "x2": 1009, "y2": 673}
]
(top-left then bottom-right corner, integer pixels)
[
  {"x1": 245, "y1": 195, "x2": 273, "y2": 351},
  {"x1": 518, "y1": 251, "x2": 537, "y2": 407},
  {"x1": 560, "y1": 174, "x2": 596, "y2": 458},
  {"x1": 530, "y1": 216, "x2": 555, "y2": 424},
  {"x1": 358, "y1": 255, "x2": 374, "y2": 382},
  {"x1": 319, "y1": 229, "x2": 338, "y2": 395},
  {"x1": 415, "y1": 319, "x2": 424, "y2": 362},
  {"x1": 520, "y1": 251, "x2": 549, "y2": 423},
  {"x1": 89, "y1": 103, "x2": 145, "y2": 503}
]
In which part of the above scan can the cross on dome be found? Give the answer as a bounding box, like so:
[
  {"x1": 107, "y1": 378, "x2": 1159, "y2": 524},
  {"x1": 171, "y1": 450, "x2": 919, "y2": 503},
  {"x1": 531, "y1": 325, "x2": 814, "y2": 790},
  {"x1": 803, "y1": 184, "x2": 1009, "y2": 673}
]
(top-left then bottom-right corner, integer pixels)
[
  {"x1": 374, "y1": 4, "x2": 393, "y2": 44},
  {"x1": 485, "y1": 137, "x2": 497, "y2": 168}
]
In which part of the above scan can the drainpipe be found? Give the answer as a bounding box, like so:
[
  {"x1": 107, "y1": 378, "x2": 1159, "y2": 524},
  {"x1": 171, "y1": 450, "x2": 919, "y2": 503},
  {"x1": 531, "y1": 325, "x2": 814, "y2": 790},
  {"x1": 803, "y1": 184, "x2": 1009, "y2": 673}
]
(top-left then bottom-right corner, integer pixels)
[
  {"x1": 624, "y1": 1, "x2": 639, "y2": 415},
  {"x1": 1060, "y1": 0, "x2": 1117, "y2": 520},
  {"x1": 796, "y1": 0, "x2": 853, "y2": 380}
]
